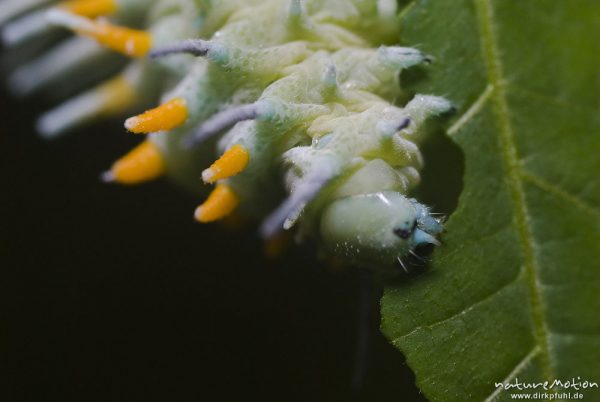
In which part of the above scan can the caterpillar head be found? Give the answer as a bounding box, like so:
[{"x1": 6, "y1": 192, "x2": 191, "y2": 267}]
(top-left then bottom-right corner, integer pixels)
[{"x1": 319, "y1": 191, "x2": 443, "y2": 272}]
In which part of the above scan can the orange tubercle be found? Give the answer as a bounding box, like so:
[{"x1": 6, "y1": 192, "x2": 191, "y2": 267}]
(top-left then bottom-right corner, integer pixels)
[
  {"x1": 125, "y1": 98, "x2": 188, "y2": 134},
  {"x1": 98, "y1": 74, "x2": 138, "y2": 115},
  {"x1": 79, "y1": 21, "x2": 152, "y2": 57},
  {"x1": 202, "y1": 144, "x2": 250, "y2": 184},
  {"x1": 194, "y1": 185, "x2": 240, "y2": 223},
  {"x1": 104, "y1": 140, "x2": 165, "y2": 185},
  {"x1": 59, "y1": 0, "x2": 118, "y2": 18},
  {"x1": 47, "y1": 10, "x2": 150, "y2": 57}
]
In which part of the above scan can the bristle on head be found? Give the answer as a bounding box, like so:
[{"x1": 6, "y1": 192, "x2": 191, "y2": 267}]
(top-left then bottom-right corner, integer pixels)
[
  {"x1": 124, "y1": 98, "x2": 188, "y2": 134},
  {"x1": 202, "y1": 144, "x2": 250, "y2": 184},
  {"x1": 59, "y1": 0, "x2": 117, "y2": 18},
  {"x1": 46, "y1": 9, "x2": 151, "y2": 57},
  {"x1": 103, "y1": 140, "x2": 165, "y2": 185},
  {"x1": 194, "y1": 185, "x2": 240, "y2": 223}
]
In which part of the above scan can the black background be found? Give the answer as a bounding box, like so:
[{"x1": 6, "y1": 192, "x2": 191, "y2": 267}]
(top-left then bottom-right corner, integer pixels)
[{"x1": 0, "y1": 88, "x2": 432, "y2": 401}]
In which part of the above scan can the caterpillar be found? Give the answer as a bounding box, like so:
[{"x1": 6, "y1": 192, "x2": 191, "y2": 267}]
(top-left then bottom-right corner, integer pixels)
[{"x1": 1, "y1": 0, "x2": 452, "y2": 272}]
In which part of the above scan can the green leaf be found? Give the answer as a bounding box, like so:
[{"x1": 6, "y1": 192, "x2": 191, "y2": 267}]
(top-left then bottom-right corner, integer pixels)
[{"x1": 381, "y1": 1, "x2": 600, "y2": 400}]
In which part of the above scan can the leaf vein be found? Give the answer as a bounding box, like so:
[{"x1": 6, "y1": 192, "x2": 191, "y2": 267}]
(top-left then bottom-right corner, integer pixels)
[
  {"x1": 447, "y1": 84, "x2": 494, "y2": 137},
  {"x1": 484, "y1": 346, "x2": 541, "y2": 402},
  {"x1": 396, "y1": 278, "x2": 518, "y2": 341},
  {"x1": 474, "y1": 0, "x2": 556, "y2": 382},
  {"x1": 397, "y1": 0, "x2": 417, "y2": 21},
  {"x1": 520, "y1": 170, "x2": 600, "y2": 219}
]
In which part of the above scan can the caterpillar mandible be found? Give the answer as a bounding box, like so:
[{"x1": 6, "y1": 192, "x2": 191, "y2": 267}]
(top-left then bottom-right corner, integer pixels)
[{"x1": 1, "y1": 0, "x2": 453, "y2": 272}]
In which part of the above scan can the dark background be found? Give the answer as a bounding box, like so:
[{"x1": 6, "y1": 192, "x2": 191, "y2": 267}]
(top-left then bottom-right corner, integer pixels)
[{"x1": 0, "y1": 88, "x2": 434, "y2": 401}]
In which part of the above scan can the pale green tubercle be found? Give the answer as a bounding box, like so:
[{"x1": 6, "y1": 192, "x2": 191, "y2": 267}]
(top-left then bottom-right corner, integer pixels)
[{"x1": 3, "y1": 0, "x2": 453, "y2": 271}]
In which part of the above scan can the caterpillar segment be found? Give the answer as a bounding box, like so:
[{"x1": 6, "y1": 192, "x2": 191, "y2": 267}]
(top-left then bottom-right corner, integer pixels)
[{"x1": 3, "y1": 0, "x2": 452, "y2": 271}]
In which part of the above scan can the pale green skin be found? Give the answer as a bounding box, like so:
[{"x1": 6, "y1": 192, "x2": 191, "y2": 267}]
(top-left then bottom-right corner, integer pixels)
[
  {"x1": 321, "y1": 192, "x2": 421, "y2": 269},
  {"x1": 320, "y1": 191, "x2": 444, "y2": 270},
  {"x1": 11, "y1": 0, "x2": 452, "y2": 270}
]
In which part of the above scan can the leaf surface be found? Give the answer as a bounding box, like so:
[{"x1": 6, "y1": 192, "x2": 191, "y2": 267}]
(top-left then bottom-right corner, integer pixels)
[{"x1": 381, "y1": 1, "x2": 600, "y2": 400}]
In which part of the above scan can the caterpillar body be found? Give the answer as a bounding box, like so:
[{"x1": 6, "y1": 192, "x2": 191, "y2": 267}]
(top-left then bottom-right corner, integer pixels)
[{"x1": 2, "y1": 0, "x2": 452, "y2": 271}]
